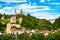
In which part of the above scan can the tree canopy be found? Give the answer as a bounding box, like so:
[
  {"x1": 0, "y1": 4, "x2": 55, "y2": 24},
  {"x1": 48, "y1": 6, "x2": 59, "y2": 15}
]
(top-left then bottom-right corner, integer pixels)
[{"x1": 52, "y1": 17, "x2": 60, "y2": 30}]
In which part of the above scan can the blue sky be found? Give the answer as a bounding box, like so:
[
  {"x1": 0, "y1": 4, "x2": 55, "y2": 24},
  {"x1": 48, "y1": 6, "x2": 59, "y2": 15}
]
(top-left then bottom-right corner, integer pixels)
[{"x1": 0, "y1": 0, "x2": 60, "y2": 19}]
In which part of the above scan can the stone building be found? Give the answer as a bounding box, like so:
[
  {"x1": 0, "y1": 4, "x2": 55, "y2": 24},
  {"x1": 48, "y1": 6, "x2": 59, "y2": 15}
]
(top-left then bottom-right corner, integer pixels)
[
  {"x1": 6, "y1": 9, "x2": 23, "y2": 34},
  {"x1": 1, "y1": 16, "x2": 5, "y2": 19}
]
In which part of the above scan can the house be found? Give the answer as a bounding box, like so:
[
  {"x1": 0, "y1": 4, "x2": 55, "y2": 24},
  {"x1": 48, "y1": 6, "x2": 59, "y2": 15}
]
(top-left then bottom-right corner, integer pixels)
[{"x1": 40, "y1": 30, "x2": 52, "y2": 36}]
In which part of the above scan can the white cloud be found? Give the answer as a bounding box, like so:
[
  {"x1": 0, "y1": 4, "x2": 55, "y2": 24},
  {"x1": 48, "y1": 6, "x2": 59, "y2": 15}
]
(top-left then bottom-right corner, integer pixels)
[
  {"x1": 0, "y1": 3, "x2": 60, "y2": 19},
  {"x1": 0, "y1": 0, "x2": 27, "y2": 2},
  {"x1": 0, "y1": 6, "x2": 15, "y2": 14},
  {"x1": 37, "y1": 6, "x2": 50, "y2": 10},
  {"x1": 0, "y1": 9, "x2": 4, "y2": 14},
  {"x1": 15, "y1": 4, "x2": 50, "y2": 12},
  {"x1": 14, "y1": 4, "x2": 50, "y2": 10},
  {"x1": 40, "y1": 0, "x2": 45, "y2": 2},
  {"x1": 0, "y1": 3, "x2": 50, "y2": 16},
  {"x1": 3, "y1": 7, "x2": 12, "y2": 10},
  {"x1": 32, "y1": 12, "x2": 60, "y2": 20}
]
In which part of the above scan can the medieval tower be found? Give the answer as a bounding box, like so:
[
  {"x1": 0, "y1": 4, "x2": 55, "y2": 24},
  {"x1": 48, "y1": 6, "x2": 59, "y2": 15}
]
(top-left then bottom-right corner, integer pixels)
[{"x1": 6, "y1": 9, "x2": 23, "y2": 34}]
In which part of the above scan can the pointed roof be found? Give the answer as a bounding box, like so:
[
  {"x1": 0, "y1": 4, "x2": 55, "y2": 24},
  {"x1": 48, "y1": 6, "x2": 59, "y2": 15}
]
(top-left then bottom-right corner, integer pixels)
[
  {"x1": 15, "y1": 10, "x2": 17, "y2": 13},
  {"x1": 20, "y1": 9, "x2": 23, "y2": 15},
  {"x1": 15, "y1": 9, "x2": 17, "y2": 15}
]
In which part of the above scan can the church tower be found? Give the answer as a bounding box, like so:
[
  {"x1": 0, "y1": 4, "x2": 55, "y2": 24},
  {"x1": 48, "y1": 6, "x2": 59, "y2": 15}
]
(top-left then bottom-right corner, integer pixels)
[
  {"x1": 19, "y1": 9, "x2": 23, "y2": 24},
  {"x1": 19, "y1": 9, "x2": 23, "y2": 17},
  {"x1": 6, "y1": 10, "x2": 21, "y2": 34},
  {"x1": 10, "y1": 10, "x2": 17, "y2": 24},
  {"x1": 15, "y1": 9, "x2": 17, "y2": 16},
  {"x1": 6, "y1": 9, "x2": 24, "y2": 34}
]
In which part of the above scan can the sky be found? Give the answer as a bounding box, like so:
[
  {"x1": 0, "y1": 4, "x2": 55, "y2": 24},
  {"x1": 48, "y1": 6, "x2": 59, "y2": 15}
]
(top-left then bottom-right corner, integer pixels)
[{"x1": 0, "y1": 0, "x2": 60, "y2": 20}]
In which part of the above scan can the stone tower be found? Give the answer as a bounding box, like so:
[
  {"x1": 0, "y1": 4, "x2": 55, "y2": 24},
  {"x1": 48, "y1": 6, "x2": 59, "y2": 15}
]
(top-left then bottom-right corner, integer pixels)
[
  {"x1": 19, "y1": 9, "x2": 23, "y2": 23},
  {"x1": 10, "y1": 16, "x2": 16, "y2": 24},
  {"x1": 6, "y1": 10, "x2": 21, "y2": 34},
  {"x1": 20, "y1": 9, "x2": 23, "y2": 15},
  {"x1": 19, "y1": 9, "x2": 23, "y2": 17},
  {"x1": 15, "y1": 9, "x2": 17, "y2": 16}
]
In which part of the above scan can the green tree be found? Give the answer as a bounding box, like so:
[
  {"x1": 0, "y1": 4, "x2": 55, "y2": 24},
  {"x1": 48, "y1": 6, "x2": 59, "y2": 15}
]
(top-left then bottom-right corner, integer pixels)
[
  {"x1": 36, "y1": 19, "x2": 52, "y2": 30},
  {"x1": 0, "y1": 14, "x2": 3, "y2": 19},
  {"x1": 21, "y1": 14, "x2": 38, "y2": 29},
  {"x1": 0, "y1": 22, "x2": 6, "y2": 32},
  {"x1": 31, "y1": 33, "x2": 44, "y2": 40},
  {"x1": 17, "y1": 33, "x2": 31, "y2": 40},
  {"x1": 52, "y1": 17, "x2": 60, "y2": 30}
]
